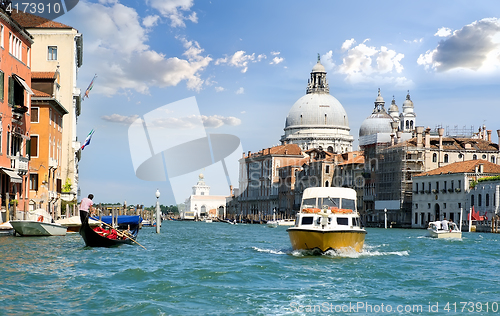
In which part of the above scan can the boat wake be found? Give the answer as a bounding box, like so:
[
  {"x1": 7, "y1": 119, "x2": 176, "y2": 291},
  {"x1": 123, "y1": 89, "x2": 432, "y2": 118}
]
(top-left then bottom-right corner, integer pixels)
[
  {"x1": 252, "y1": 246, "x2": 287, "y2": 255},
  {"x1": 289, "y1": 245, "x2": 409, "y2": 258}
]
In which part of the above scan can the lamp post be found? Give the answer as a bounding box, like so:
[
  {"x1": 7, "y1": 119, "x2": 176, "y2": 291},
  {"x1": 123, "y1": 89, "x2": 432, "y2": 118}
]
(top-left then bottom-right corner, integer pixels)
[
  {"x1": 384, "y1": 208, "x2": 387, "y2": 229},
  {"x1": 156, "y1": 189, "x2": 161, "y2": 234}
]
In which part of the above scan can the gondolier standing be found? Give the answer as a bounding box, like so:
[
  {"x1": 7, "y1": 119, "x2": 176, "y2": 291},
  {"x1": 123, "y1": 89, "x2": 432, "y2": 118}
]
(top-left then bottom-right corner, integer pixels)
[{"x1": 79, "y1": 194, "x2": 95, "y2": 226}]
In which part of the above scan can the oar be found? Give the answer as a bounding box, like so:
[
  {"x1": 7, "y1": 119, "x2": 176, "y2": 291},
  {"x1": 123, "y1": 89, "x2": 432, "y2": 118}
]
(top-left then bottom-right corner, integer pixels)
[{"x1": 91, "y1": 218, "x2": 147, "y2": 250}]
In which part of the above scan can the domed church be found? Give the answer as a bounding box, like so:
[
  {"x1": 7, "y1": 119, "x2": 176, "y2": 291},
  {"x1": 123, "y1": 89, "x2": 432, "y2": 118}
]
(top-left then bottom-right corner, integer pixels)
[{"x1": 280, "y1": 55, "x2": 353, "y2": 153}]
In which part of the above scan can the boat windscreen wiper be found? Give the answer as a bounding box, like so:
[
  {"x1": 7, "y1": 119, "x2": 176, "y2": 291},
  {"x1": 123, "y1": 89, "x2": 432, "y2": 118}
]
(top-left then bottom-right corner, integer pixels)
[{"x1": 327, "y1": 196, "x2": 338, "y2": 207}]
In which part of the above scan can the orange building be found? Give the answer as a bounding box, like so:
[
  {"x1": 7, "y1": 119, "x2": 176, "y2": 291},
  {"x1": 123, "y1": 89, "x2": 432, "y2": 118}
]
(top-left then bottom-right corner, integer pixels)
[
  {"x1": 30, "y1": 71, "x2": 67, "y2": 218},
  {"x1": 0, "y1": 9, "x2": 33, "y2": 218}
]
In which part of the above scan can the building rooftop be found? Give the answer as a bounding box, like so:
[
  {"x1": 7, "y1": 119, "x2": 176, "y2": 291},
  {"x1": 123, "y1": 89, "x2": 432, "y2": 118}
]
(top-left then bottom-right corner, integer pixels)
[
  {"x1": 11, "y1": 11, "x2": 72, "y2": 29},
  {"x1": 414, "y1": 159, "x2": 500, "y2": 177},
  {"x1": 388, "y1": 136, "x2": 499, "y2": 152},
  {"x1": 32, "y1": 72, "x2": 56, "y2": 79}
]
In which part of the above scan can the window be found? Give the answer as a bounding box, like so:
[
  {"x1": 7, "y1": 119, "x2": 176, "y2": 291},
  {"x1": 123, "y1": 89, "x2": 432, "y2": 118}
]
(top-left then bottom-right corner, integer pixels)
[
  {"x1": 458, "y1": 203, "x2": 461, "y2": 209},
  {"x1": 458, "y1": 180, "x2": 461, "y2": 189},
  {"x1": 415, "y1": 203, "x2": 418, "y2": 209},
  {"x1": 337, "y1": 217, "x2": 349, "y2": 225},
  {"x1": 471, "y1": 195, "x2": 475, "y2": 206},
  {"x1": 31, "y1": 107, "x2": 39, "y2": 123},
  {"x1": 49, "y1": 108, "x2": 52, "y2": 125},
  {"x1": 301, "y1": 216, "x2": 314, "y2": 225},
  {"x1": 451, "y1": 180, "x2": 454, "y2": 190},
  {"x1": 415, "y1": 183, "x2": 419, "y2": 192},
  {"x1": 48, "y1": 46, "x2": 57, "y2": 60},
  {"x1": 325, "y1": 165, "x2": 330, "y2": 174},
  {"x1": 473, "y1": 154, "x2": 477, "y2": 160},
  {"x1": 444, "y1": 154, "x2": 449, "y2": 163},
  {"x1": 0, "y1": 70, "x2": 3, "y2": 101},
  {"x1": 492, "y1": 156, "x2": 496, "y2": 164},
  {"x1": 30, "y1": 174, "x2": 38, "y2": 191},
  {"x1": 478, "y1": 194, "x2": 482, "y2": 207},
  {"x1": 486, "y1": 194, "x2": 490, "y2": 207},
  {"x1": 436, "y1": 181, "x2": 439, "y2": 191},
  {"x1": 27, "y1": 47, "x2": 30, "y2": 67},
  {"x1": 0, "y1": 25, "x2": 3, "y2": 48},
  {"x1": 443, "y1": 203, "x2": 446, "y2": 209},
  {"x1": 30, "y1": 135, "x2": 38, "y2": 158},
  {"x1": 482, "y1": 154, "x2": 486, "y2": 159},
  {"x1": 432, "y1": 153, "x2": 437, "y2": 162}
]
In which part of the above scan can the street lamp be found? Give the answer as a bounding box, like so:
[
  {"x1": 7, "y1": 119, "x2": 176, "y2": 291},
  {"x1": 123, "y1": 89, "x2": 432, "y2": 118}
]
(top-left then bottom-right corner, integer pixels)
[{"x1": 156, "y1": 189, "x2": 161, "y2": 234}]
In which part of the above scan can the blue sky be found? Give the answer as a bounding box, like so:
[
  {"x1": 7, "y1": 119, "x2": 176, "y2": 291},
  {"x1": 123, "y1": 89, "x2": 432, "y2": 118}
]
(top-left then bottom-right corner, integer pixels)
[{"x1": 56, "y1": 0, "x2": 500, "y2": 207}]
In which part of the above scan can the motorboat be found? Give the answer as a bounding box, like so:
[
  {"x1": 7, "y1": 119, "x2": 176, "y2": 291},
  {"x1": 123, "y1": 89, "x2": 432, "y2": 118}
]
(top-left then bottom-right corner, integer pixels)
[
  {"x1": 267, "y1": 210, "x2": 278, "y2": 228},
  {"x1": 0, "y1": 221, "x2": 14, "y2": 236},
  {"x1": 204, "y1": 217, "x2": 213, "y2": 223},
  {"x1": 427, "y1": 221, "x2": 462, "y2": 238},
  {"x1": 287, "y1": 187, "x2": 366, "y2": 253},
  {"x1": 277, "y1": 219, "x2": 295, "y2": 226},
  {"x1": 56, "y1": 215, "x2": 99, "y2": 233},
  {"x1": 10, "y1": 209, "x2": 67, "y2": 236}
]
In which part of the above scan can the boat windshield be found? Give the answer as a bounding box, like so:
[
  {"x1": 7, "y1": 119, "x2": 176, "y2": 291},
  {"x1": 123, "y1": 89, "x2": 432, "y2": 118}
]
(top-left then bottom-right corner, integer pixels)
[
  {"x1": 302, "y1": 198, "x2": 316, "y2": 209},
  {"x1": 341, "y1": 199, "x2": 355, "y2": 210},
  {"x1": 319, "y1": 197, "x2": 339, "y2": 209}
]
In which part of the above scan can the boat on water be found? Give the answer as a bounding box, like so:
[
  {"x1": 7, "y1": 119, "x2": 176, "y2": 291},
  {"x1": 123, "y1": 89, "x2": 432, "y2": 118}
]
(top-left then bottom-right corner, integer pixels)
[
  {"x1": 204, "y1": 217, "x2": 213, "y2": 223},
  {"x1": 427, "y1": 221, "x2": 462, "y2": 239},
  {"x1": 80, "y1": 215, "x2": 141, "y2": 247},
  {"x1": 287, "y1": 187, "x2": 366, "y2": 253},
  {"x1": 0, "y1": 221, "x2": 14, "y2": 236},
  {"x1": 56, "y1": 215, "x2": 99, "y2": 233},
  {"x1": 277, "y1": 219, "x2": 295, "y2": 226},
  {"x1": 10, "y1": 209, "x2": 67, "y2": 236},
  {"x1": 267, "y1": 210, "x2": 278, "y2": 228}
]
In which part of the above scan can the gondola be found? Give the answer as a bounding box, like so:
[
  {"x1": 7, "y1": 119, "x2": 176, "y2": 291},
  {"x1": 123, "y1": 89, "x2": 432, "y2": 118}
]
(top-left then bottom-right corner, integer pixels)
[{"x1": 79, "y1": 213, "x2": 142, "y2": 247}]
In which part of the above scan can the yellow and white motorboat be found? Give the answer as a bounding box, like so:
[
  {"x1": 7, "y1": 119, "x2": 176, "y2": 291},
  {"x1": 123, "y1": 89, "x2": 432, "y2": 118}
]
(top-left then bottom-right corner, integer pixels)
[{"x1": 287, "y1": 187, "x2": 366, "y2": 253}]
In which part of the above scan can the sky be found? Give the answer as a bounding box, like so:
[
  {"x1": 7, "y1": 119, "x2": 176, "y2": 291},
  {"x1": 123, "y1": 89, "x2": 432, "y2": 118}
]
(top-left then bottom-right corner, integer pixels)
[{"x1": 55, "y1": 0, "x2": 500, "y2": 207}]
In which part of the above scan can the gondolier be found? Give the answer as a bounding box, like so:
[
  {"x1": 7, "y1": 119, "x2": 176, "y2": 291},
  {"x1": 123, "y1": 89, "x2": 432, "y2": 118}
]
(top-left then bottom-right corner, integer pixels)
[{"x1": 79, "y1": 194, "x2": 95, "y2": 225}]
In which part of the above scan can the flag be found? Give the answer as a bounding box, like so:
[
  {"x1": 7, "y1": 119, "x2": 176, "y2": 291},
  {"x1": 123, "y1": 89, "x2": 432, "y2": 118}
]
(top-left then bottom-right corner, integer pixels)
[
  {"x1": 84, "y1": 74, "x2": 97, "y2": 99},
  {"x1": 81, "y1": 129, "x2": 95, "y2": 150}
]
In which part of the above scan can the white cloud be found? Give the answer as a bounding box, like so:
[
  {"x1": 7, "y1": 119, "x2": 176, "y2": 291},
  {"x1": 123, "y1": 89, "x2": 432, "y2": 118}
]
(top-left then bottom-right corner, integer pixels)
[
  {"x1": 148, "y1": 0, "x2": 197, "y2": 27},
  {"x1": 215, "y1": 86, "x2": 225, "y2": 92},
  {"x1": 257, "y1": 54, "x2": 267, "y2": 61},
  {"x1": 270, "y1": 56, "x2": 284, "y2": 65},
  {"x1": 341, "y1": 38, "x2": 355, "y2": 52},
  {"x1": 73, "y1": 1, "x2": 211, "y2": 95},
  {"x1": 143, "y1": 15, "x2": 160, "y2": 28},
  {"x1": 235, "y1": 87, "x2": 244, "y2": 94},
  {"x1": 202, "y1": 115, "x2": 242, "y2": 128},
  {"x1": 434, "y1": 27, "x2": 452, "y2": 37},
  {"x1": 216, "y1": 51, "x2": 256, "y2": 73},
  {"x1": 335, "y1": 38, "x2": 408, "y2": 85},
  {"x1": 404, "y1": 38, "x2": 423, "y2": 44},
  {"x1": 271, "y1": 51, "x2": 280, "y2": 55},
  {"x1": 321, "y1": 50, "x2": 335, "y2": 70},
  {"x1": 418, "y1": 18, "x2": 500, "y2": 72},
  {"x1": 102, "y1": 114, "x2": 139, "y2": 124}
]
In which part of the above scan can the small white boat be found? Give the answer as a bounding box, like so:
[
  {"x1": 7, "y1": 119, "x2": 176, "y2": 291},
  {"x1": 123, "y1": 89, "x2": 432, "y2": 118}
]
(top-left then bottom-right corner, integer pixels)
[
  {"x1": 56, "y1": 216, "x2": 99, "y2": 233},
  {"x1": 277, "y1": 219, "x2": 295, "y2": 226},
  {"x1": 427, "y1": 221, "x2": 462, "y2": 239},
  {"x1": 10, "y1": 209, "x2": 67, "y2": 237},
  {"x1": 0, "y1": 221, "x2": 14, "y2": 236},
  {"x1": 267, "y1": 210, "x2": 278, "y2": 228},
  {"x1": 204, "y1": 217, "x2": 213, "y2": 223}
]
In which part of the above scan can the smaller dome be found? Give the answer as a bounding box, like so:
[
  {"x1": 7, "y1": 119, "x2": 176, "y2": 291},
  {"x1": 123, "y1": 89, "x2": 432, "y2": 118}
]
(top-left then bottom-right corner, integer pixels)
[
  {"x1": 312, "y1": 61, "x2": 326, "y2": 73},
  {"x1": 389, "y1": 97, "x2": 399, "y2": 112},
  {"x1": 375, "y1": 88, "x2": 384, "y2": 104},
  {"x1": 359, "y1": 112, "x2": 394, "y2": 137},
  {"x1": 403, "y1": 91, "x2": 413, "y2": 108}
]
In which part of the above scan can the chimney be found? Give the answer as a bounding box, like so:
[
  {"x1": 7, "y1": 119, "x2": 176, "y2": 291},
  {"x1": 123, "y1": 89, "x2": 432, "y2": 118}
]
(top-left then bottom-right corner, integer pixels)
[
  {"x1": 487, "y1": 130, "x2": 492, "y2": 142},
  {"x1": 396, "y1": 131, "x2": 402, "y2": 144},
  {"x1": 230, "y1": 185, "x2": 234, "y2": 197},
  {"x1": 425, "y1": 127, "x2": 431, "y2": 148},
  {"x1": 390, "y1": 134, "x2": 395, "y2": 146},
  {"x1": 416, "y1": 126, "x2": 424, "y2": 148},
  {"x1": 438, "y1": 127, "x2": 444, "y2": 150},
  {"x1": 390, "y1": 121, "x2": 399, "y2": 134},
  {"x1": 479, "y1": 163, "x2": 484, "y2": 173},
  {"x1": 483, "y1": 124, "x2": 487, "y2": 140}
]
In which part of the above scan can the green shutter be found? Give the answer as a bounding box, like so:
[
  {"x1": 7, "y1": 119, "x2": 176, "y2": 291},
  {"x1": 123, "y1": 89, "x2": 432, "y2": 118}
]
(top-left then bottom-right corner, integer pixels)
[
  {"x1": 26, "y1": 139, "x2": 31, "y2": 159},
  {"x1": 8, "y1": 76, "x2": 14, "y2": 106},
  {"x1": 0, "y1": 71, "x2": 4, "y2": 101}
]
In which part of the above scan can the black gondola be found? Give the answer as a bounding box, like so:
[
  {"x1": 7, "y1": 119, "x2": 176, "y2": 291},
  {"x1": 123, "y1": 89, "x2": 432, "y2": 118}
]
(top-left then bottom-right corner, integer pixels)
[{"x1": 79, "y1": 212, "x2": 141, "y2": 247}]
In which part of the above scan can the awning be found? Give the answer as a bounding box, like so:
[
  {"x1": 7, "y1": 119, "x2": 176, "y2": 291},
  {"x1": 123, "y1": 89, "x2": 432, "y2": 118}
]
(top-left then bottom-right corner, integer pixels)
[
  {"x1": 13, "y1": 74, "x2": 34, "y2": 95},
  {"x1": 0, "y1": 168, "x2": 22, "y2": 184}
]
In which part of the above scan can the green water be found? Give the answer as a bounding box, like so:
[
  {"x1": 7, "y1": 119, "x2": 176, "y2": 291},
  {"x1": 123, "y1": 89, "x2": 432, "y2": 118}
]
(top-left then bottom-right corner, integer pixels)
[{"x1": 1, "y1": 222, "x2": 499, "y2": 315}]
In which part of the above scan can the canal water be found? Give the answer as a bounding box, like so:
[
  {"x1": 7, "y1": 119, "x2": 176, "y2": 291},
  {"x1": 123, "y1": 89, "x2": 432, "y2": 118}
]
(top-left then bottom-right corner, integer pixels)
[{"x1": 1, "y1": 221, "x2": 499, "y2": 315}]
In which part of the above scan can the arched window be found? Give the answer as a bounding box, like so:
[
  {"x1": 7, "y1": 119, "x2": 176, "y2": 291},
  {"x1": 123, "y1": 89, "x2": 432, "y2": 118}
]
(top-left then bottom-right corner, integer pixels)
[
  {"x1": 491, "y1": 156, "x2": 496, "y2": 163},
  {"x1": 432, "y1": 153, "x2": 437, "y2": 162},
  {"x1": 444, "y1": 154, "x2": 449, "y2": 163},
  {"x1": 325, "y1": 113, "x2": 327, "y2": 124},
  {"x1": 410, "y1": 121, "x2": 413, "y2": 129},
  {"x1": 486, "y1": 194, "x2": 490, "y2": 207},
  {"x1": 325, "y1": 181, "x2": 329, "y2": 187},
  {"x1": 471, "y1": 194, "x2": 475, "y2": 206},
  {"x1": 478, "y1": 194, "x2": 482, "y2": 206},
  {"x1": 327, "y1": 146, "x2": 333, "y2": 153},
  {"x1": 406, "y1": 120, "x2": 409, "y2": 129},
  {"x1": 473, "y1": 154, "x2": 477, "y2": 160}
]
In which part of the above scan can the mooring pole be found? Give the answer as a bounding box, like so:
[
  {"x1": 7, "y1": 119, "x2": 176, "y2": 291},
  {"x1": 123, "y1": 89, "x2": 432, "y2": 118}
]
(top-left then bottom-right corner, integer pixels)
[{"x1": 156, "y1": 189, "x2": 161, "y2": 234}]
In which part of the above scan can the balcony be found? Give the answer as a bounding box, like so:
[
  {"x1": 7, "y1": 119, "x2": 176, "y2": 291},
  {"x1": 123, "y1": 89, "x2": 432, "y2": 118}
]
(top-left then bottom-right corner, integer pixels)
[{"x1": 10, "y1": 155, "x2": 28, "y2": 175}]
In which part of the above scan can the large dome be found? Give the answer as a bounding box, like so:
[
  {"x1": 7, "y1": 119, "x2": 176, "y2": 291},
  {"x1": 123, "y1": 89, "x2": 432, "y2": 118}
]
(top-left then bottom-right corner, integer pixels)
[{"x1": 285, "y1": 93, "x2": 349, "y2": 128}]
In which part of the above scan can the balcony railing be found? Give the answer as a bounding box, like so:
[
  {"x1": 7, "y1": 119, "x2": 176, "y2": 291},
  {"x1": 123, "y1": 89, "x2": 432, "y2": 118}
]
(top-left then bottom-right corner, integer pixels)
[{"x1": 10, "y1": 155, "x2": 28, "y2": 175}]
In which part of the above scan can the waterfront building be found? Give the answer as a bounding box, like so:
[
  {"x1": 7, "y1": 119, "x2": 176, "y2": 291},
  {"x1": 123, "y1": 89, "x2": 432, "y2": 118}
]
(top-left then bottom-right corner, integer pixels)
[
  {"x1": 370, "y1": 126, "x2": 500, "y2": 227},
  {"x1": 183, "y1": 174, "x2": 227, "y2": 220},
  {"x1": 467, "y1": 177, "x2": 500, "y2": 224},
  {"x1": 0, "y1": 8, "x2": 33, "y2": 219},
  {"x1": 280, "y1": 56, "x2": 353, "y2": 153},
  {"x1": 13, "y1": 11, "x2": 83, "y2": 203},
  {"x1": 238, "y1": 144, "x2": 304, "y2": 220},
  {"x1": 29, "y1": 71, "x2": 68, "y2": 218},
  {"x1": 412, "y1": 160, "x2": 500, "y2": 228}
]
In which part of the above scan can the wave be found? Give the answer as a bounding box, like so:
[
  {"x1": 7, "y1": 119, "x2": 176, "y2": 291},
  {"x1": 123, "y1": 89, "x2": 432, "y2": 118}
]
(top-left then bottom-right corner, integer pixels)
[{"x1": 252, "y1": 246, "x2": 287, "y2": 255}]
